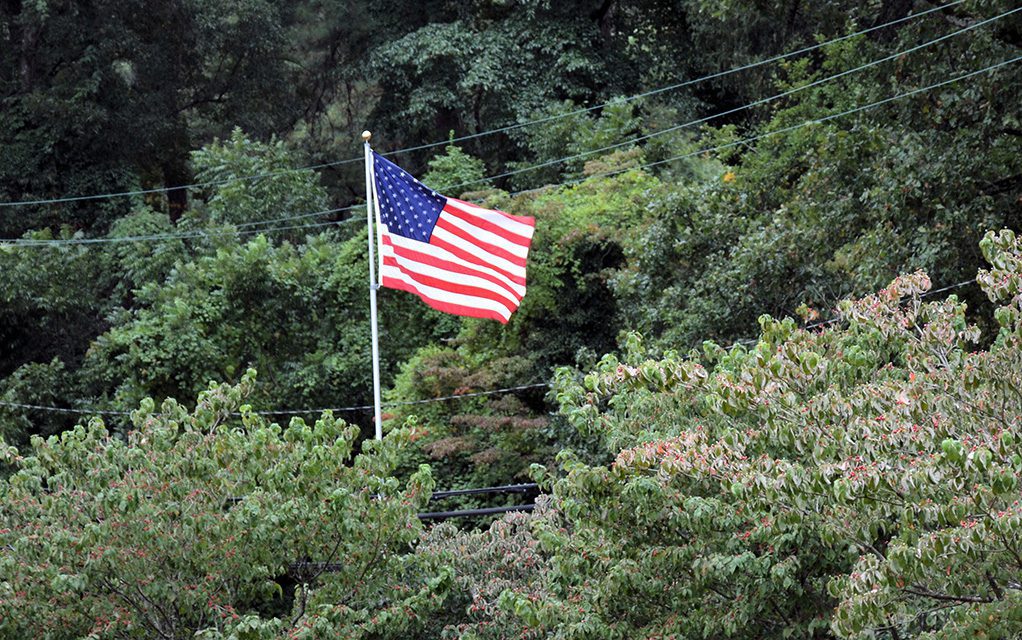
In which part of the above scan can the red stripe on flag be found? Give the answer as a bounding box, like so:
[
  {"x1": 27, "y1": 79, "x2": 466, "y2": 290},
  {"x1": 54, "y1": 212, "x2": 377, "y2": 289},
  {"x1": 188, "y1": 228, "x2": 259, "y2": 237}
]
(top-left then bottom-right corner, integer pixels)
[
  {"x1": 434, "y1": 215, "x2": 529, "y2": 268},
  {"x1": 426, "y1": 233, "x2": 527, "y2": 287},
  {"x1": 443, "y1": 200, "x2": 535, "y2": 245},
  {"x1": 381, "y1": 275, "x2": 511, "y2": 323},
  {"x1": 383, "y1": 238, "x2": 524, "y2": 302},
  {"x1": 382, "y1": 256, "x2": 518, "y2": 310}
]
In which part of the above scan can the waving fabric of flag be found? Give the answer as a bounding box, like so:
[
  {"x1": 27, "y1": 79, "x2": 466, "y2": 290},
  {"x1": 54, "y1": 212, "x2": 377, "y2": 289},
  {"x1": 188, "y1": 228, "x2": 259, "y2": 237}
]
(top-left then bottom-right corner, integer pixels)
[{"x1": 371, "y1": 152, "x2": 535, "y2": 323}]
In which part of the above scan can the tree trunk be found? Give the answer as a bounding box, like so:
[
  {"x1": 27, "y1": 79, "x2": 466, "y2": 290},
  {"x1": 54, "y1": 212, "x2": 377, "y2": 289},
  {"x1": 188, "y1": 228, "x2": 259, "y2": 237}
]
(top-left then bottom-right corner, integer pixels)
[
  {"x1": 870, "y1": 0, "x2": 915, "y2": 41},
  {"x1": 591, "y1": 0, "x2": 617, "y2": 43},
  {"x1": 162, "y1": 130, "x2": 191, "y2": 221},
  {"x1": 2, "y1": 0, "x2": 38, "y2": 89}
]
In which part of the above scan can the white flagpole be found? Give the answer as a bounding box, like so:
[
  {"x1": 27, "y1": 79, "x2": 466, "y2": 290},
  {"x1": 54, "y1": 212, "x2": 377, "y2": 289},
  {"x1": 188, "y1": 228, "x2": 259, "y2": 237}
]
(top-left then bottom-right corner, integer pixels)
[
  {"x1": 362, "y1": 131, "x2": 384, "y2": 439},
  {"x1": 369, "y1": 157, "x2": 384, "y2": 287}
]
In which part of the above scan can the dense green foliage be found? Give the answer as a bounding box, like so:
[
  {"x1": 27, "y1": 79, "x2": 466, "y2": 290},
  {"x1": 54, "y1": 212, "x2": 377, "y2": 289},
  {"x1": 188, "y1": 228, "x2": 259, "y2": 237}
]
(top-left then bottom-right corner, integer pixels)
[
  {"x1": 491, "y1": 230, "x2": 1022, "y2": 639},
  {"x1": 6, "y1": 234, "x2": 1022, "y2": 638},
  {"x1": 2, "y1": 0, "x2": 1022, "y2": 637},
  {"x1": 0, "y1": 371, "x2": 444, "y2": 638}
]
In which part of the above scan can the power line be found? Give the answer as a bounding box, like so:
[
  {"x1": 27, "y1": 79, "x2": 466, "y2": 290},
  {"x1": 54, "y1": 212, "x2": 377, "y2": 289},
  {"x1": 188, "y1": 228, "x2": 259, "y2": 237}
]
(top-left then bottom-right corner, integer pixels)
[
  {"x1": 251, "y1": 382, "x2": 549, "y2": 415},
  {"x1": 378, "y1": 0, "x2": 969, "y2": 159},
  {"x1": 5, "y1": 208, "x2": 361, "y2": 247},
  {"x1": 567, "y1": 55, "x2": 1022, "y2": 188},
  {"x1": 0, "y1": 383, "x2": 549, "y2": 418},
  {"x1": 464, "y1": 6, "x2": 1019, "y2": 187},
  {"x1": 232, "y1": 203, "x2": 361, "y2": 230},
  {"x1": 0, "y1": 0, "x2": 967, "y2": 209},
  {"x1": 731, "y1": 278, "x2": 979, "y2": 347},
  {"x1": 924, "y1": 278, "x2": 978, "y2": 297},
  {"x1": 3, "y1": 7, "x2": 1007, "y2": 244},
  {"x1": 0, "y1": 278, "x2": 984, "y2": 417},
  {"x1": 7, "y1": 47, "x2": 1017, "y2": 250},
  {"x1": 0, "y1": 164, "x2": 365, "y2": 209},
  {"x1": 0, "y1": 400, "x2": 130, "y2": 416},
  {"x1": 346, "y1": 45, "x2": 1022, "y2": 207}
]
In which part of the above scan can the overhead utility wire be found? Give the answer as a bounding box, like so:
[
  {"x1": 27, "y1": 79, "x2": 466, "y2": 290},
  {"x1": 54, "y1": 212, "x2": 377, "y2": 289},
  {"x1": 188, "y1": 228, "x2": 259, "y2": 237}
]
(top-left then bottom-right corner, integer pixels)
[
  {"x1": 285, "y1": 9, "x2": 1009, "y2": 204},
  {"x1": 6, "y1": 53, "x2": 1017, "y2": 250},
  {"x1": 7, "y1": 25, "x2": 1013, "y2": 249},
  {"x1": 382, "y1": 0, "x2": 969, "y2": 158},
  {"x1": 461, "y1": 6, "x2": 1020, "y2": 187},
  {"x1": 731, "y1": 278, "x2": 980, "y2": 346},
  {"x1": 0, "y1": 278, "x2": 981, "y2": 418},
  {"x1": 3, "y1": 205, "x2": 364, "y2": 247},
  {"x1": 6, "y1": 49, "x2": 1013, "y2": 249},
  {"x1": 0, "y1": 382, "x2": 550, "y2": 417},
  {"x1": 251, "y1": 382, "x2": 550, "y2": 415},
  {"x1": 232, "y1": 203, "x2": 361, "y2": 229},
  {"x1": 0, "y1": 1, "x2": 967, "y2": 209},
  {"x1": 6, "y1": 208, "x2": 361, "y2": 247},
  {"x1": 921, "y1": 278, "x2": 980, "y2": 298},
  {"x1": 546, "y1": 55, "x2": 1022, "y2": 193},
  {"x1": 432, "y1": 54, "x2": 1017, "y2": 206},
  {"x1": 0, "y1": 166, "x2": 363, "y2": 209},
  {"x1": 0, "y1": 401, "x2": 129, "y2": 416}
]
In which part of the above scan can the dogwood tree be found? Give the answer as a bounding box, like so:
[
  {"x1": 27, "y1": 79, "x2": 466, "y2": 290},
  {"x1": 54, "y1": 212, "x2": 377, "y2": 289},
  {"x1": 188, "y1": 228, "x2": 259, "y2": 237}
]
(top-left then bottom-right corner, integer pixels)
[
  {"x1": 505, "y1": 230, "x2": 1022, "y2": 639},
  {"x1": 0, "y1": 370, "x2": 447, "y2": 639}
]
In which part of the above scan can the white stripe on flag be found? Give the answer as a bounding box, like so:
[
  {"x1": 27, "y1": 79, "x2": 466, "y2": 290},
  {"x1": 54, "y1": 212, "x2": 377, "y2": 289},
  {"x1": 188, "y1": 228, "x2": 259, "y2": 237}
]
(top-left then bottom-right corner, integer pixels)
[
  {"x1": 383, "y1": 229, "x2": 526, "y2": 298},
  {"x1": 446, "y1": 198, "x2": 536, "y2": 240},
  {"x1": 381, "y1": 265, "x2": 514, "y2": 321},
  {"x1": 439, "y1": 210, "x2": 531, "y2": 259},
  {"x1": 430, "y1": 224, "x2": 527, "y2": 280},
  {"x1": 380, "y1": 243, "x2": 521, "y2": 307}
]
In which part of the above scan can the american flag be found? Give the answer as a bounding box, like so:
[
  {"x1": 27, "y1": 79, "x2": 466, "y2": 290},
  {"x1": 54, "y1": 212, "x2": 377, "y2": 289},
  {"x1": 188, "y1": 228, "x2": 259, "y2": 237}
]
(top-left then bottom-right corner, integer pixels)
[{"x1": 372, "y1": 152, "x2": 535, "y2": 323}]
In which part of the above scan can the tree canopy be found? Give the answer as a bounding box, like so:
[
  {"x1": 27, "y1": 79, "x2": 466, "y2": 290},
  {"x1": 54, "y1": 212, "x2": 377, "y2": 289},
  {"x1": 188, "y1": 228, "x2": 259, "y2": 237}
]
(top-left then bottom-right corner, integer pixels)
[{"x1": 1, "y1": 0, "x2": 1021, "y2": 637}]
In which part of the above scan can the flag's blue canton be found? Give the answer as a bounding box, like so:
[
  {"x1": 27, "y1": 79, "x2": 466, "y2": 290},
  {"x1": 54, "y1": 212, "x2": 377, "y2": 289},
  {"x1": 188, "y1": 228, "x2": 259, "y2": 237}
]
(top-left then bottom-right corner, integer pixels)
[{"x1": 373, "y1": 152, "x2": 446, "y2": 243}]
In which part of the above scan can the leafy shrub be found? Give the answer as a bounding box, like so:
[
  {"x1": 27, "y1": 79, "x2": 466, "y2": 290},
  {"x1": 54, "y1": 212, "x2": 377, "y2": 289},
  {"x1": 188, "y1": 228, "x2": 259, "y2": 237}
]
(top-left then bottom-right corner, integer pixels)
[
  {"x1": 414, "y1": 505, "x2": 554, "y2": 639},
  {"x1": 498, "y1": 230, "x2": 1022, "y2": 639},
  {"x1": 0, "y1": 370, "x2": 446, "y2": 639}
]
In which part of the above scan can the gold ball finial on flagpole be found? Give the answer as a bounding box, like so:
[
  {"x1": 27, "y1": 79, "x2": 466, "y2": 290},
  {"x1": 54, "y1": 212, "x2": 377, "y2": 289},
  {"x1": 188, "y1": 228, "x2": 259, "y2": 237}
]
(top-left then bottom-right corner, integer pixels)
[{"x1": 361, "y1": 130, "x2": 372, "y2": 142}]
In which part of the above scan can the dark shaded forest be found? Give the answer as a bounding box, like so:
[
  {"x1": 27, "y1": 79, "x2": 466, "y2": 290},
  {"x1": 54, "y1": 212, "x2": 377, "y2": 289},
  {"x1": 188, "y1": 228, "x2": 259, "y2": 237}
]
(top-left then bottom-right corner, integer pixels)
[{"x1": 1, "y1": 0, "x2": 1021, "y2": 637}]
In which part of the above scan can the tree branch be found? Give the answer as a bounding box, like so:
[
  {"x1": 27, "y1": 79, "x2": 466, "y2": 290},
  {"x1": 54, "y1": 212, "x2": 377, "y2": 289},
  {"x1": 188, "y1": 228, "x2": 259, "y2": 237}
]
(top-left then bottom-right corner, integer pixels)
[
  {"x1": 903, "y1": 585, "x2": 994, "y2": 604},
  {"x1": 100, "y1": 577, "x2": 174, "y2": 640}
]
